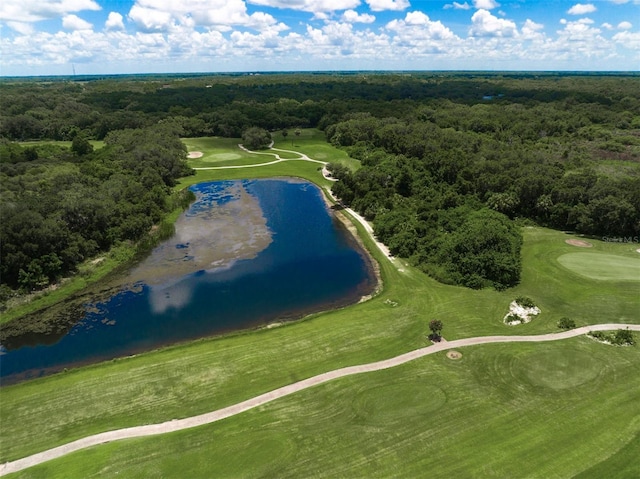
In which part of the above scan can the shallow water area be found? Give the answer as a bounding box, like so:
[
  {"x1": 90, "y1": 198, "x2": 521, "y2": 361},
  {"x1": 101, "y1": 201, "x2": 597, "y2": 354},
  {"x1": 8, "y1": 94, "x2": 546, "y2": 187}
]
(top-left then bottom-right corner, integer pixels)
[
  {"x1": 0, "y1": 179, "x2": 376, "y2": 384},
  {"x1": 127, "y1": 181, "x2": 272, "y2": 287}
]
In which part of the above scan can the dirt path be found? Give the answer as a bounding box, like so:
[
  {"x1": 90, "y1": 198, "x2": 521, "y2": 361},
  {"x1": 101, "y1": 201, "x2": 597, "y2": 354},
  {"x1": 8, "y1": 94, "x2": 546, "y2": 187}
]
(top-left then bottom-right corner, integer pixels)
[{"x1": 2, "y1": 323, "x2": 639, "y2": 476}]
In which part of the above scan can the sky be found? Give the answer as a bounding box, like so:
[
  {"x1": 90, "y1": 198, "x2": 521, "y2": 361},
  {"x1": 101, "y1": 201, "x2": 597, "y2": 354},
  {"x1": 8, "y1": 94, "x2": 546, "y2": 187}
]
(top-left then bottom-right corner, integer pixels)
[{"x1": 0, "y1": 0, "x2": 639, "y2": 76}]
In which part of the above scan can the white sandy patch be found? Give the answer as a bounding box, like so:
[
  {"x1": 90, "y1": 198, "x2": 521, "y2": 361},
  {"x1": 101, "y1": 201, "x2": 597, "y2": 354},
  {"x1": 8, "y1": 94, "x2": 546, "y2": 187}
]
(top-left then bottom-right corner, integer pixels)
[
  {"x1": 504, "y1": 301, "x2": 541, "y2": 325},
  {"x1": 565, "y1": 239, "x2": 592, "y2": 248},
  {"x1": 188, "y1": 151, "x2": 203, "y2": 159}
]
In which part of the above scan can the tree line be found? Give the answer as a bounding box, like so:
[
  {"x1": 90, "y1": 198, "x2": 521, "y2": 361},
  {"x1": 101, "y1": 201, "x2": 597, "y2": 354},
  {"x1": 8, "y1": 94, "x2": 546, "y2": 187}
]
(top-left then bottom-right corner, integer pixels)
[
  {"x1": 1, "y1": 72, "x2": 638, "y2": 292},
  {"x1": 326, "y1": 103, "x2": 639, "y2": 288},
  {"x1": 0, "y1": 121, "x2": 193, "y2": 296}
]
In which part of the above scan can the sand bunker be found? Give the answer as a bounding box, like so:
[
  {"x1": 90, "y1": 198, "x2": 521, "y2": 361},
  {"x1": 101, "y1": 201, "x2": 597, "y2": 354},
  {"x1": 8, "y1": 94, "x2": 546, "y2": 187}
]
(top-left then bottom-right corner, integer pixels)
[
  {"x1": 565, "y1": 239, "x2": 593, "y2": 248},
  {"x1": 446, "y1": 350, "x2": 462, "y2": 360},
  {"x1": 188, "y1": 151, "x2": 204, "y2": 159},
  {"x1": 504, "y1": 301, "x2": 541, "y2": 325}
]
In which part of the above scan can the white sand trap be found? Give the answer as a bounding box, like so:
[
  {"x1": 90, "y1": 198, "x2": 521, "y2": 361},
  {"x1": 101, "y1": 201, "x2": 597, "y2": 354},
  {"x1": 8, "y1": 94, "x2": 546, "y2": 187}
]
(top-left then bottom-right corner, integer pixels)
[
  {"x1": 504, "y1": 301, "x2": 541, "y2": 325},
  {"x1": 188, "y1": 151, "x2": 204, "y2": 159},
  {"x1": 565, "y1": 239, "x2": 592, "y2": 248}
]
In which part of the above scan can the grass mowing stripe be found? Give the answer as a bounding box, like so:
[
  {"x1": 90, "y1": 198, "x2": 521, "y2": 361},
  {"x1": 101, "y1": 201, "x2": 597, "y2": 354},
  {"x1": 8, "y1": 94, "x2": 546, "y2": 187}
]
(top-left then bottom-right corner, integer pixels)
[
  {"x1": 7, "y1": 339, "x2": 639, "y2": 478},
  {"x1": 557, "y1": 253, "x2": 640, "y2": 281},
  {"x1": 573, "y1": 432, "x2": 640, "y2": 479}
]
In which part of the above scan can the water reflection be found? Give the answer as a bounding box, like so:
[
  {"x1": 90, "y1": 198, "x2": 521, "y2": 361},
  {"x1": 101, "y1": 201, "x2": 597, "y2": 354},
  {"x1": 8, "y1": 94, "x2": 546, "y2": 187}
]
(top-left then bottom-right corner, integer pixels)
[{"x1": 0, "y1": 179, "x2": 375, "y2": 384}]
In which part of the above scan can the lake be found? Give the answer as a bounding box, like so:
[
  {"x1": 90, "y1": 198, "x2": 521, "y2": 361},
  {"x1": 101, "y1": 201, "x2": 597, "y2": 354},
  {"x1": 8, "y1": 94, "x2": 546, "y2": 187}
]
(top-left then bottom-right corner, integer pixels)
[{"x1": 0, "y1": 179, "x2": 376, "y2": 385}]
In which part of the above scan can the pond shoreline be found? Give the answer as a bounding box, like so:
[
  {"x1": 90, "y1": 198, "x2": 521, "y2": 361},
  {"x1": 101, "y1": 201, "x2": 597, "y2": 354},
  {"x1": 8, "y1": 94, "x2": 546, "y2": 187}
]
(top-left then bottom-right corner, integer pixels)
[{"x1": 1, "y1": 178, "x2": 379, "y2": 386}]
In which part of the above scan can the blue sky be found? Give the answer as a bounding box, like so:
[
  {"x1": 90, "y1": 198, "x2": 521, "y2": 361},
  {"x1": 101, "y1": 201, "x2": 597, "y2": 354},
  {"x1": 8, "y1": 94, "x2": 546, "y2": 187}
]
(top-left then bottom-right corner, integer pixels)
[{"x1": 1, "y1": 0, "x2": 638, "y2": 75}]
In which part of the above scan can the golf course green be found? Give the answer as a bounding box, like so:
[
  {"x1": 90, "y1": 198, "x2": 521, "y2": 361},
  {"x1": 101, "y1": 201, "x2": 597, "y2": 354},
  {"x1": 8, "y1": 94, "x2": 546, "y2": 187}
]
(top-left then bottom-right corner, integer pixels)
[
  {"x1": 1, "y1": 130, "x2": 638, "y2": 478},
  {"x1": 557, "y1": 252, "x2": 640, "y2": 281}
]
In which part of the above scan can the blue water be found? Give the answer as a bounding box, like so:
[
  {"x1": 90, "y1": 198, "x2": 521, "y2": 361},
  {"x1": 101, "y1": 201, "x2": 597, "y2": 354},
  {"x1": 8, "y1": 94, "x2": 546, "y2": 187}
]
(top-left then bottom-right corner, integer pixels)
[{"x1": 0, "y1": 179, "x2": 375, "y2": 384}]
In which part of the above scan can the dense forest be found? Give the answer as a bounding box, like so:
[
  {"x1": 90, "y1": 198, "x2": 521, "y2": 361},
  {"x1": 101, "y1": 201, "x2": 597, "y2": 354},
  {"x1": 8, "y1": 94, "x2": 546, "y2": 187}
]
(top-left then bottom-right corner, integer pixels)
[
  {"x1": 0, "y1": 121, "x2": 193, "y2": 296},
  {"x1": 1, "y1": 73, "x2": 639, "y2": 293}
]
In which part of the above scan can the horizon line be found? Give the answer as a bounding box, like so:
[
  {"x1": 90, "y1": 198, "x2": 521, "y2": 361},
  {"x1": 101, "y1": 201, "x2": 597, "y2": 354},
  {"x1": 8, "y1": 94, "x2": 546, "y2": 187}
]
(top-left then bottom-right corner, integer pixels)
[{"x1": 1, "y1": 69, "x2": 639, "y2": 80}]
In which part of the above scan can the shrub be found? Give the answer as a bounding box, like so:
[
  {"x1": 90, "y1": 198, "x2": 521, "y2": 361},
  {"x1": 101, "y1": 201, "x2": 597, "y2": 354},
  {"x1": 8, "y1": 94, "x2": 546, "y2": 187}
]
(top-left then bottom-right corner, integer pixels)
[
  {"x1": 558, "y1": 317, "x2": 576, "y2": 330},
  {"x1": 613, "y1": 329, "x2": 635, "y2": 346},
  {"x1": 515, "y1": 296, "x2": 536, "y2": 308},
  {"x1": 590, "y1": 331, "x2": 606, "y2": 340},
  {"x1": 505, "y1": 314, "x2": 522, "y2": 324}
]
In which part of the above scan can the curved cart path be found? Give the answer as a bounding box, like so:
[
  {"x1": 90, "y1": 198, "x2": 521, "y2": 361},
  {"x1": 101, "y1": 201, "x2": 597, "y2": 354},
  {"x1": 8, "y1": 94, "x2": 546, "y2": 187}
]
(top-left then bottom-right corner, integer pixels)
[
  {"x1": 192, "y1": 144, "x2": 326, "y2": 170},
  {"x1": 193, "y1": 144, "x2": 395, "y2": 262},
  {"x1": 2, "y1": 323, "x2": 639, "y2": 476}
]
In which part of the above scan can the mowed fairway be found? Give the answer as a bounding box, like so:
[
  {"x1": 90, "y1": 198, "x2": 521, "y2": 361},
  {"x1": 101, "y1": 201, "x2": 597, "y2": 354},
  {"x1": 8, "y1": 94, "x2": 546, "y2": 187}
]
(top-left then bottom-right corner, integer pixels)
[
  {"x1": 1, "y1": 132, "x2": 639, "y2": 477},
  {"x1": 558, "y1": 252, "x2": 640, "y2": 281},
  {"x1": 182, "y1": 137, "x2": 271, "y2": 167},
  {"x1": 5, "y1": 339, "x2": 639, "y2": 478}
]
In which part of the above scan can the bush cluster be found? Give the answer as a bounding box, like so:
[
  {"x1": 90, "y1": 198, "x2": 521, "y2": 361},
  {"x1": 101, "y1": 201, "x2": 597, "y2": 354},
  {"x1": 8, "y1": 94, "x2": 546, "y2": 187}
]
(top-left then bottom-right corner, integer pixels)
[
  {"x1": 515, "y1": 296, "x2": 536, "y2": 309},
  {"x1": 589, "y1": 329, "x2": 635, "y2": 346},
  {"x1": 557, "y1": 317, "x2": 576, "y2": 329}
]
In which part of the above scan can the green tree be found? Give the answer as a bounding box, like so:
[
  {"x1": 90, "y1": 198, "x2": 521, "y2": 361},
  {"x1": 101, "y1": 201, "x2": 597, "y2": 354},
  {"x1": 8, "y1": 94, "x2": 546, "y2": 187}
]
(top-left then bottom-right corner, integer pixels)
[
  {"x1": 428, "y1": 319, "x2": 443, "y2": 341},
  {"x1": 441, "y1": 209, "x2": 523, "y2": 289},
  {"x1": 71, "y1": 135, "x2": 93, "y2": 156},
  {"x1": 242, "y1": 127, "x2": 272, "y2": 150}
]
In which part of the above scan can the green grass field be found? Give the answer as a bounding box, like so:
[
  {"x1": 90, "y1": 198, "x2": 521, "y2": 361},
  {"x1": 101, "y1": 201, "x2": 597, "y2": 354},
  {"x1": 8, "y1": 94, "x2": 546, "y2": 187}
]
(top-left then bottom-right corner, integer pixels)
[
  {"x1": 557, "y1": 252, "x2": 640, "y2": 281},
  {"x1": 18, "y1": 140, "x2": 105, "y2": 150},
  {"x1": 1, "y1": 132, "x2": 638, "y2": 477},
  {"x1": 274, "y1": 128, "x2": 360, "y2": 170},
  {"x1": 183, "y1": 130, "x2": 359, "y2": 170},
  {"x1": 6, "y1": 339, "x2": 640, "y2": 478}
]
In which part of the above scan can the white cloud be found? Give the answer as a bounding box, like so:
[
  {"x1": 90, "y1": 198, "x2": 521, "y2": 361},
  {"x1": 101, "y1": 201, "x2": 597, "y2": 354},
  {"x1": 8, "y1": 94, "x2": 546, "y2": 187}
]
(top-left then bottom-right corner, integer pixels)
[
  {"x1": 6, "y1": 21, "x2": 34, "y2": 34},
  {"x1": 128, "y1": 0, "x2": 281, "y2": 32},
  {"x1": 609, "y1": 0, "x2": 629, "y2": 4},
  {"x1": 444, "y1": 2, "x2": 471, "y2": 9},
  {"x1": 473, "y1": 0, "x2": 499, "y2": 10},
  {"x1": 247, "y1": 0, "x2": 360, "y2": 13},
  {"x1": 105, "y1": 12, "x2": 125, "y2": 30},
  {"x1": 62, "y1": 14, "x2": 93, "y2": 30},
  {"x1": 522, "y1": 19, "x2": 544, "y2": 40},
  {"x1": 601, "y1": 22, "x2": 613, "y2": 29},
  {"x1": 567, "y1": 3, "x2": 597, "y2": 15},
  {"x1": 402, "y1": 11, "x2": 426, "y2": 24},
  {"x1": 613, "y1": 30, "x2": 640, "y2": 49},
  {"x1": 0, "y1": 0, "x2": 101, "y2": 23},
  {"x1": 469, "y1": 9, "x2": 517, "y2": 37},
  {"x1": 366, "y1": 0, "x2": 410, "y2": 12},
  {"x1": 342, "y1": 9, "x2": 375, "y2": 23},
  {"x1": 555, "y1": 17, "x2": 607, "y2": 52},
  {"x1": 618, "y1": 21, "x2": 632, "y2": 29},
  {"x1": 128, "y1": 5, "x2": 174, "y2": 32},
  {"x1": 386, "y1": 11, "x2": 458, "y2": 50}
]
